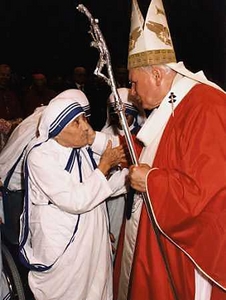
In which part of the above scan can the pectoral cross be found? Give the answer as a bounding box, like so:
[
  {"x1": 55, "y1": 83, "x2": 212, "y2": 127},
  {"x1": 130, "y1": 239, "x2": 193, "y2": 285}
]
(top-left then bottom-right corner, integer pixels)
[{"x1": 168, "y1": 92, "x2": 176, "y2": 116}]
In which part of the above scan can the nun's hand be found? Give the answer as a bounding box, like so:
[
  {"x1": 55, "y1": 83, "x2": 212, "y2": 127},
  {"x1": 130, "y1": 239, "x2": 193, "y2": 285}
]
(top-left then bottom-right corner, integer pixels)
[{"x1": 98, "y1": 140, "x2": 126, "y2": 176}]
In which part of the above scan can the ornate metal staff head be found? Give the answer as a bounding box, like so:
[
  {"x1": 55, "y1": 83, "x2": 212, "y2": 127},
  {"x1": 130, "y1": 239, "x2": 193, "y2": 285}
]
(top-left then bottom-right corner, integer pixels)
[
  {"x1": 76, "y1": 4, "x2": 138, "y2": 165},
  {"x1": 76, "y1": 4, "x2": 123, "y2": 110}
]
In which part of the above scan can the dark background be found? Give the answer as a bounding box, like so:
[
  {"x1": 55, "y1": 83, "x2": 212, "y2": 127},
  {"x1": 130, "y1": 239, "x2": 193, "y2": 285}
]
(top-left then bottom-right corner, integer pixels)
[{"x1": 1, "y1": 0, "x2": 226, "y2": 89}]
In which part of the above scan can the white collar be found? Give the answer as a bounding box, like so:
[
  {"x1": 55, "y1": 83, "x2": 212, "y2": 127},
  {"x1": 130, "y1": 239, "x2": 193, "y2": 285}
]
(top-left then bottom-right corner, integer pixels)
[{"x1": 137, "y1": 76, "x2": 198, "y2": 147}]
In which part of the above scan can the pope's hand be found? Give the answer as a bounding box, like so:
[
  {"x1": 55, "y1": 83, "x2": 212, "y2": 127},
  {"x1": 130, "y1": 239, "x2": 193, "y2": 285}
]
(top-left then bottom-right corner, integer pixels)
[{"x1": 129, "y1": 163, "x2": 151, "y2": 192}]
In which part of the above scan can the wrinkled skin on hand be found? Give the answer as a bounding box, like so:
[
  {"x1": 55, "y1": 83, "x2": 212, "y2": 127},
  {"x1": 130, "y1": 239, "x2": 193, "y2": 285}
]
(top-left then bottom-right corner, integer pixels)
[
  {"x1": 98, "y1": 140, "x2": 127, "y2": 176},
  {"x1": 129, "y1": 163, "x2": 151, "y2": 192}
]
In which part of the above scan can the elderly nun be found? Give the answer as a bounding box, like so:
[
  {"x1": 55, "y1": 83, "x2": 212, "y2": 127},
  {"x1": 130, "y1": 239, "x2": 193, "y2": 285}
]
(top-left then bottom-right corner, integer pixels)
[{"x1": 19, "y1": 90, "x2": 128, "y2": 300}]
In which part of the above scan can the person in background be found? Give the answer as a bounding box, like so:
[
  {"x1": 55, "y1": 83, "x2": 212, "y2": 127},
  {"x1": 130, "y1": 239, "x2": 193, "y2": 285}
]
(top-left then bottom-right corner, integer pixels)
[
  {"x1": 114, "y1": 0, "x2": 226, "y2": 299},
  {"x1": 73, "y1": 66, "x2": 87, "y2": 91},
  {"x1": 102, "y1": 87, "x2": 145, "y2": 258},
  {"x1": 0, "y1": 119, "x2": 12, "y2": 152},
  {"x1": 0, "y1": 64, "x2": 23, "y2": 151},
  {"x1": 22, "y1": 72, "x2": 57, "y2": 117},
  {"x1": 89, "y1": 74, "x2": 113, "y2": 131},
  {"x1": 66, "y1": 66, "x2": 88, "y2": 92},
  {"x1": 0, "y1": 62, "x2": 24, "y2": 299},
  {"x1": 19, "y1": 90, "x2": 128, "y2": 300},
  {"x1": 49, "y1": 73, "x2": 67, "y2": 94},
  {"x1": 114, "y1": 65, "x2": 129, "y2": 88}
]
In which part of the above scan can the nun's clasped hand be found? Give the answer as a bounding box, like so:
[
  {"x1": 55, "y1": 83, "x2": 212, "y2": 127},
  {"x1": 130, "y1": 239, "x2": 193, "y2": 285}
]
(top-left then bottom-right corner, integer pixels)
[{"x1": 98, "y1": 140, "x2": 127, "y2": 176}]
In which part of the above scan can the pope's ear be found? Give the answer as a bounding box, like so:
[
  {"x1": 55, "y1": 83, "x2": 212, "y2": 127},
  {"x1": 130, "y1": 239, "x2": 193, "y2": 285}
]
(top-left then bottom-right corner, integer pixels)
[{"x1": 152, "y1": 67, "x2": 162, "y2": 86}]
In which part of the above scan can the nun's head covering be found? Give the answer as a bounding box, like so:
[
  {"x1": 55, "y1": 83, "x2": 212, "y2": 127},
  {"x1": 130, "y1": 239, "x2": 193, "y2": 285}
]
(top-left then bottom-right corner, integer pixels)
[
  {"x1": 52, "y1": 89, "x2": 91, "y2": 118},
  {"x1": 102, "y1": 87, "x2": 146, "y2": 134},
  {"x1": 24, "y1": 89, "x2": 90, "y2": 157},
  {"x1": 38, "y1": 90, "x2": 87, "y2": 141},
  {"x1": 44, "y1": 89, "x2": 91, "y2": 139}
]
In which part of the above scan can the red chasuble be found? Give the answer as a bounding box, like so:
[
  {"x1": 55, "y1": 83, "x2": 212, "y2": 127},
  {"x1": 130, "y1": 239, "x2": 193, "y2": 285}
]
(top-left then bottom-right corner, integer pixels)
[{"x1": 114, "y1": 84, "x2": 226, "y2": 300}]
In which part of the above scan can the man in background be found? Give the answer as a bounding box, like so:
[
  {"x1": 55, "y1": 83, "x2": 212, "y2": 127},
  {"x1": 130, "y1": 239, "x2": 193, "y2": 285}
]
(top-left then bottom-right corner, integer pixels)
[
  {"x1": 0, "y1": 64, "x2": 23, "y2": 151},
  {"x1": 22, "y1": 73, "x2": 57, "y2": 117}
]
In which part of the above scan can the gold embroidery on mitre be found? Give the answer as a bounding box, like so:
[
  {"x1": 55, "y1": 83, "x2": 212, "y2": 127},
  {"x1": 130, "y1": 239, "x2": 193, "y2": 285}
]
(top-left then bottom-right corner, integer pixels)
[
  {"x1": 129, "y1": 27, "x2": 142, "y2": 52},
  {"x1": 155, "y1": 5, "x2": 165, "y2": 16},
  {"x1": 146, "y1": 21, "x2": 172, "y2": 46},
  {"x1": 128, "y1": 49, "x2": 176, "y2": 69}
]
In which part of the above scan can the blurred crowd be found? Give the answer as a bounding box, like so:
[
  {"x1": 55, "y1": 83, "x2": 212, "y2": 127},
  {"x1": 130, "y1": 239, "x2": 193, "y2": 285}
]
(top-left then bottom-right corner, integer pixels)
[{"x1": 0, "y1": 63, "x2": 130, "y2": 152}]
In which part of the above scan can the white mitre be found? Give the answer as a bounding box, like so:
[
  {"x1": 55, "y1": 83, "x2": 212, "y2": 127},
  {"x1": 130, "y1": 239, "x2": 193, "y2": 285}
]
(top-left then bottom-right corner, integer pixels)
[
  {"x1": 128, "y1": 0, "x2": 176, "y2": 69},
  {"x1": 128, "y1": 0, "x2": 224, "y2": 92}
]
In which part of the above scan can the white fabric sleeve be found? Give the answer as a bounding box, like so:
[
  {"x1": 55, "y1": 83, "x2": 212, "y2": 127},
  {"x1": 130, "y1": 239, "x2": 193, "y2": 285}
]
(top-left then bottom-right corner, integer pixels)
[
  {"x1": 108, "y1": 168, "x2": 129, "y2": 197},
  {"x1": 92, "y1": 131, "x2": 120, "y2": 155}
]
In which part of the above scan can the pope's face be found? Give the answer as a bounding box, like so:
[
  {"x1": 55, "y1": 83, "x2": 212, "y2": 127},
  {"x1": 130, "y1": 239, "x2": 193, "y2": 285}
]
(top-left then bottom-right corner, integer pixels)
[
  {"x1": 56, "y1": 114, "x2": 89, "y2": 148},
  {"x1": 129, "y1": 68, "x2": 162, "y2": 110}
]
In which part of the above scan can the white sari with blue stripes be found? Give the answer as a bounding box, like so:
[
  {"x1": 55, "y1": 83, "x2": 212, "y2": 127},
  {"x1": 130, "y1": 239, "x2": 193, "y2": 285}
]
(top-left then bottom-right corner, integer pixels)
[
  {"x1": 18, "y1": 96, "x2": 119, "y2": 300},
  {"x1": 20, "y1": 139, "x2": 114, "y2": 300}
]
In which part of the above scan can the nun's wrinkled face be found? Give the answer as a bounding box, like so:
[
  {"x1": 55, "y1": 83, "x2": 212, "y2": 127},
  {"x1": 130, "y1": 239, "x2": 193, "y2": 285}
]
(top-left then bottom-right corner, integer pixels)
[{"x1": 55, "y1": 114, "x2": 89, "y2": 148}]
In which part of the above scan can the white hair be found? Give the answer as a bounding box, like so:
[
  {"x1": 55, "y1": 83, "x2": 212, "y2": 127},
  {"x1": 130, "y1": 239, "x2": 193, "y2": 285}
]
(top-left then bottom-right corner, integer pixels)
[{"x1": 139, "y1": 64, "x2": 172, "y2": 75}]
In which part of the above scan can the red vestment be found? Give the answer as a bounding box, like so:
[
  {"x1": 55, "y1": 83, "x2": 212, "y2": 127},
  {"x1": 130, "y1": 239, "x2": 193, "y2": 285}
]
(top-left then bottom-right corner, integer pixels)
[{"x1": 114, "y1": 84, "x2": 226, "y2": 300}]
